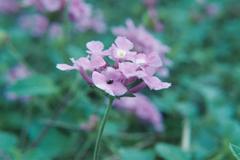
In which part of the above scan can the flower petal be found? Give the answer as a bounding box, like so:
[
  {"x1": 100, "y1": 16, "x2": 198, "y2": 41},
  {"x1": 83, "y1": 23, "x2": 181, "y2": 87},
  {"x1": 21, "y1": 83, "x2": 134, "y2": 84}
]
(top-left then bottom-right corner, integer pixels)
[
  {"x1": 92, "y1": 71, "x2": 114, "y2": 96},
  {"x1": 111, "y1": 82, "x2": 127, "y2": 96},
  {"x1": 86, "y1": 41, "x2": 104, "y2": 54},
  {"x1": 74, "y1": 57, "x2": 92, "y2": 70},
  {"x1": 115, "y1": 36, "x2": 133, "y2": 50},
  {"x1": 90, "y1": 55, "x2": 106, "y2": 69},
  {"x1": 56, "y1": 64, "x2": 75, "y2": 71},
  {"x1": 119, "y1": 62, "x2": 138, "y2": 78},
  {"x1": 143, "y1": 76, "x2": 171, "y2": 90}
]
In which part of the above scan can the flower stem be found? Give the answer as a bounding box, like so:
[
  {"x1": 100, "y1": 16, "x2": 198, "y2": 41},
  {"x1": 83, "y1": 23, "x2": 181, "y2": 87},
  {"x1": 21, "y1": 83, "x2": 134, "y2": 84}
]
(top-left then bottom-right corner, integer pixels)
[{"x1": 93, "y1": 96, "x2": 114, "y2": 160}]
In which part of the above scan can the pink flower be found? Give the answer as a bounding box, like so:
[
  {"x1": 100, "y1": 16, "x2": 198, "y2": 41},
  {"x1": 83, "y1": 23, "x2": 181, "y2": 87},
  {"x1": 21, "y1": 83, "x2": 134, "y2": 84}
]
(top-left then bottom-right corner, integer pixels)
[
  {"x1": 19, "y1": 14, "x2": 49, "y2": 37},
  {"x1": 113, "y1": 19, "x2": 169, "y2": 55},
  {"x1": 206, "y1": 3, "x2": 220, "y2": 17},
  {"x1": 23, "y1": 0, "x2": 66, "y2": 12},
  {"x1": 110, "y1": 36, "x2": 136, "y2": 61},
  {"x1": 0, "y1": 0, "x2": 20, "y2": 14},
  {"x1": 112, "y1": 20, "x2": 170, "y2": 77},
  {"x1": 57, "y1": 36, "x2": 171, "y2": 97},
  {"x1": 92, "y1": 67, "x2": 127, "y2": 96},
  {"x1": 114, "y1": 94, "x2": 164, "y2": 131},
  {"x1": 68, "y1": 0, "x2": 106, "y2": 33},
  {"x1": 48, "y1": 23, "x2": 63, "y2": 39}
]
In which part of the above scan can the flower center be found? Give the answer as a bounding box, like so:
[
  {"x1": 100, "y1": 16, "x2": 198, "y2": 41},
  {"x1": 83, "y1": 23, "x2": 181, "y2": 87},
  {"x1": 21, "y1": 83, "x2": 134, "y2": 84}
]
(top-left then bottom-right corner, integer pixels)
[
  {"x1": 116, "y1": 49, "x2": 126, "y2": 58},
  {"x1": 106, "y1": 79, "x2": 114, "y2": 84}
]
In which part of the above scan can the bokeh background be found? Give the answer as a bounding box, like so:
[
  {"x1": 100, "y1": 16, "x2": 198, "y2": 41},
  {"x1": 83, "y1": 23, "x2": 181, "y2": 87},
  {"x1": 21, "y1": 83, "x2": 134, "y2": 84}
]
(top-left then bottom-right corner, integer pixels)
[{"x1": 0, "y1": 0, "x2": 240, "y2": 159}]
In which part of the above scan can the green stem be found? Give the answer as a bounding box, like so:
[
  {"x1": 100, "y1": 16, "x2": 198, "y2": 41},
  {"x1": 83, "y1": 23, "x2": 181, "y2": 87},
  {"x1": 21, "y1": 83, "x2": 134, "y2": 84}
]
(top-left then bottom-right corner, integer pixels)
[{"x1": 93, "y1": 97, "x2": 114, "y2": 160}]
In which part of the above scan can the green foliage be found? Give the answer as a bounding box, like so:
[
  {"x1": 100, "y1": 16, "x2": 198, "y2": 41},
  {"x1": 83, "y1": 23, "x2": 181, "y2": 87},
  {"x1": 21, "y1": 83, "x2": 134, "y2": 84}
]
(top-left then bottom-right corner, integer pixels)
[
  {"x1": 119, "y1": 148, "x2": 155, "y2": 160},
  {"x1": 8, "y1": 75, "x2": 58, "y2": 96},
  {"x1": 230, "y1": 144, "x2": 240, "y2": 160},
  {"x1": 155, "y1": 143, "x2": 190, "y2": 160}
]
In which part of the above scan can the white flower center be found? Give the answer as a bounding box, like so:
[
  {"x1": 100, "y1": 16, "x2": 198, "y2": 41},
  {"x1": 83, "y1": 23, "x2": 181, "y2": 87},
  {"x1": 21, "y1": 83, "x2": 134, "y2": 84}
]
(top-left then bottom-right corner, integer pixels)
[{"x1": 116, "y1": 49, "x2": 126, "y2": 58}]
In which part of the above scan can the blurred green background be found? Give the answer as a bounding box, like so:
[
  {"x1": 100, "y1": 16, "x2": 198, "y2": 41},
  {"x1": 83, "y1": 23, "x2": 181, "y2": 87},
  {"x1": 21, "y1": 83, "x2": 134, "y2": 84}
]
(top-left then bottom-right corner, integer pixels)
[{"x1": 0, "y1": 0, "x2": 240, "y2": 159}]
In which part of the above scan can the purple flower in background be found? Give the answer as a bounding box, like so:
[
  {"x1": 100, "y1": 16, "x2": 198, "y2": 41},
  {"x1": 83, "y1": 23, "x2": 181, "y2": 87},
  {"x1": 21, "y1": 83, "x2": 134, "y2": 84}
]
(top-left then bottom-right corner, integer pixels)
[
  {"x1": 114, "y1": 94, "x2": 164, "y2": 131},
  {"x1": 206, "y1": 3, "x2": 220, "y2": 17},
  {"x1": 19, "y1": 14, "x2": 49, "y2": 37},
  {"x1": 23, "y1": 0, "x2": 66, "y2": 12},
  {"x1": 5, "y1": 64, "x2": 31, "y2": 101},
  {"x1": 57, "y1": 36, "x2": 171, "y2": 96},
  {"x1": 48, "y1": 23, "x2": 64, "y2": 39},
  {"x1": 0, "y1": 0, "x2": 20, "y2": 14},
  {"x1": 143, "y1": 0, "x2": 164, "y2": 32},
  {"x1": 68, "y1": 0, "x2": 106, "y2": 33}
]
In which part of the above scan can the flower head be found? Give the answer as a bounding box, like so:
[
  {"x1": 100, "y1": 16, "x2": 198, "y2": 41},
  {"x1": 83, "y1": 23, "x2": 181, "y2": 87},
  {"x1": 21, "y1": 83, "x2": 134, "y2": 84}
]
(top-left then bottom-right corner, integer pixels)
[
  {"x1": 19, "y1": 14, "x2": 49, "y2": 37},
  {"x1": 57, "y1": 36, "x2": 171, "y2": 97}
]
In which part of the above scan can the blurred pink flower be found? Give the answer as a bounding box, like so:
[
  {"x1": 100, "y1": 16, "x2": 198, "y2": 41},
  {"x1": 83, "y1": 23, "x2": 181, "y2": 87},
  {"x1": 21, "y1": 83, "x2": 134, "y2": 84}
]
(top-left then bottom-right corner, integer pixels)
[
  {"x1": 48, "y1": 23, "x2": 64, "y2": 39},
  {"x1": 57, "y1": 36, "x2": 171, "y2": 96},
  {"x1": 114, "y1": 94, "x2": 164, "y2": 131},
  {"x1": 0, "y1": 0, "x2": 20, "y2": 14},
  {"x1": 23, "y1": 0, "x2": 66, "y2": 12},
  {"x1": 68, "y1": 0, "x2": 106, "y2": 33},
  {"x1": 19, "y1": 14, "x2": 49, "y2": 37},
  {"x1": 206, "y1": 3, "x2": 220, "y2": 17}
]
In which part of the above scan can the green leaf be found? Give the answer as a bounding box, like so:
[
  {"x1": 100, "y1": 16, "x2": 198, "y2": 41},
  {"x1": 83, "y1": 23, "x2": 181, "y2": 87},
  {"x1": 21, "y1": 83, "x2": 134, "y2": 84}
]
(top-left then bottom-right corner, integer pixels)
[
  {"x1": 8, "y1": 74, "x2": 58, "y2": 96},
  {"x1": 155, "y1": 143, "x2": 190, "y2": 160},
  {"x1": 230, "y1": 144, "x2": 240, "y2": 160},
  {"x1": 119, "y1": 148, "x2": 155, "y2": 160},
  {"x1": 0, "y1": 132, "x2": 18, "y2": 152}
]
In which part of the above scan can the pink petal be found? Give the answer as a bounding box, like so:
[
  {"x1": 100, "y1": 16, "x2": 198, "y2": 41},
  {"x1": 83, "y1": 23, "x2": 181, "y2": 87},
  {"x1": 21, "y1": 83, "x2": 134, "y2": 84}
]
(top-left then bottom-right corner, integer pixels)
[
  {"x1": 115, "y1": 36, "x2": 133, "y2": 50},
  {"x1": 90, "y1": 55, "x2": 106, "y2": 69},
  {"x1": 86, "y1": 41, "x2": 104, "y2": 53},
  {"x1": 74, "y1": 57, "x2": 92, "y2": 70},
  {"x1": 92, "y1": 71, "x2": 114, "y2": 96},
  {"x1": 119, "y1": 62, "x2": 138, "y2": 78},
  {"x1": 111, "y1": 82, "x2": 127, "y2": 96},
  {"x1": 143, "y1": 76, "x2": 171, "y2": 90},
  {"x1": 56, "y1": 64, "x2": 75, "y2": 71}
]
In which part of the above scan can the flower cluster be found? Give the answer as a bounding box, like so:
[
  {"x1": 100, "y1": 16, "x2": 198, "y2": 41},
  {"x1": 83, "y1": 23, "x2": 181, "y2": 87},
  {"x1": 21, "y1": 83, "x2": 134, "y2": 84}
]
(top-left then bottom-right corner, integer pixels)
[
  {"x1": 57, "y1": 36, "x2": 171, "y2": 96},
  {"x1": 0, "y1": 0, "x2": 20, "y2": 14},
  {"x1": 19, "y1": 14, "x2": 49, "y2": 37},
  {"x1": 69, "y1": 0, "x2": 106, "y2": 33},
  {"x1": 113, "y1": 19, "x2": 171, "y2": 77},
  {"x1": 22, "y1": 0, "x2": 66, "y2": 13},
  {"x1": 21, "y1": 0, "x2": 106, "y2": 34},
  {"x1": 114, "y1": 94, "x2": 164, "y2": 131},
  {"x1": 19, "y1": 14, "x2": 64, "y2": 38}
]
